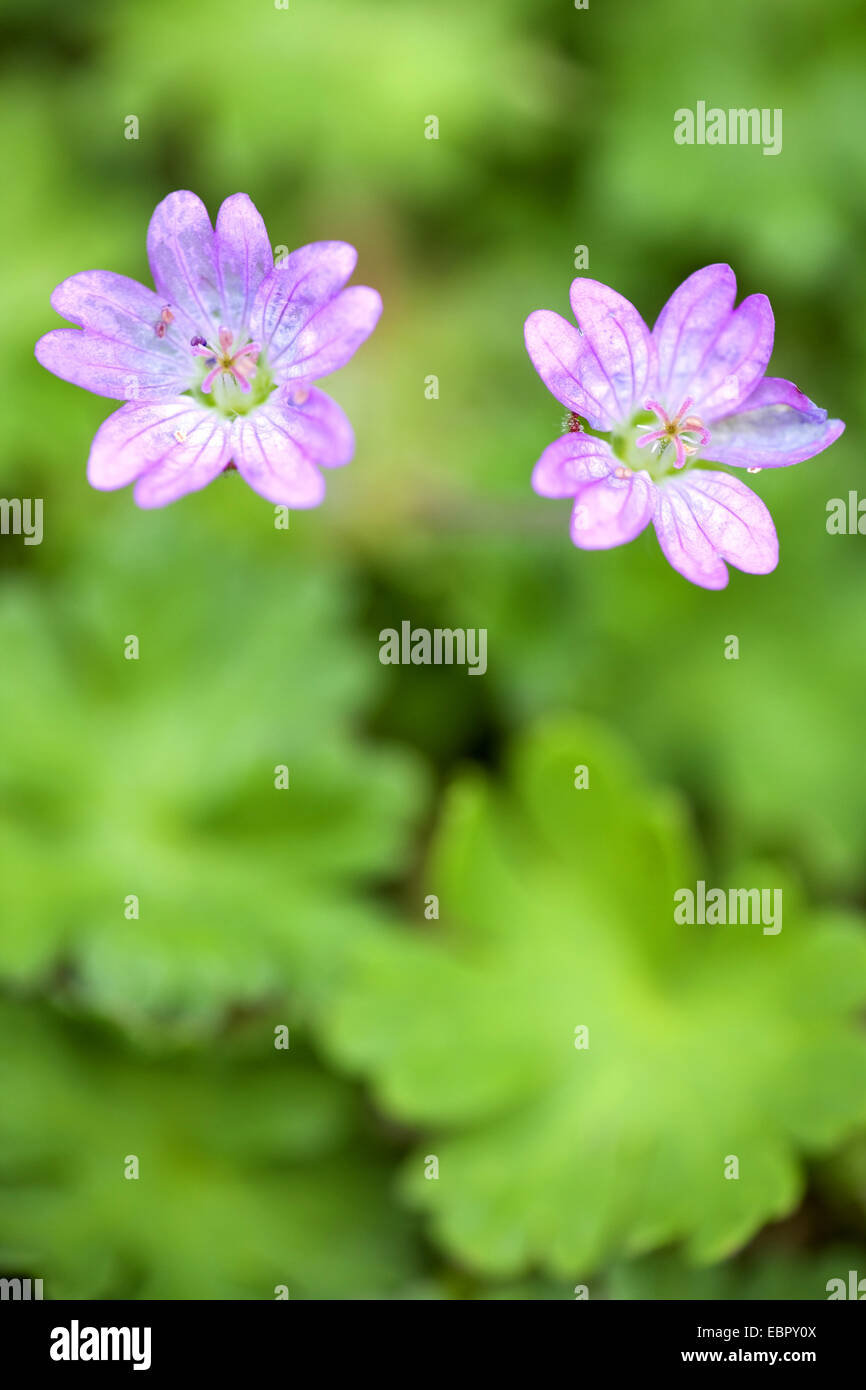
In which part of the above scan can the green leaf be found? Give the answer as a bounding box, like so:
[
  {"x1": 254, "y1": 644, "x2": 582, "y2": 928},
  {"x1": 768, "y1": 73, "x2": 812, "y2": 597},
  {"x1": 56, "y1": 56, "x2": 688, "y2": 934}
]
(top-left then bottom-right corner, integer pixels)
[
  {"x1": 0, "y1": 522, "x2": 424, "y2": 1040},
  {"x1": 0, "y1": 997, "x2": 418, "y2": 1299},
  {"x1": 326, "y1": 717, "x2": 866, "y2": 1276}
]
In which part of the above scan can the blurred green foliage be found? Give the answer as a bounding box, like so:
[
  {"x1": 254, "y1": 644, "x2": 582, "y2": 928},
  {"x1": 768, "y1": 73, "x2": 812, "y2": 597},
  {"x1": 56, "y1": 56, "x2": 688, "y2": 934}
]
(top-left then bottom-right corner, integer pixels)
[
  {"x1": 0, "y1": 999, "x2": 420, "y2": 1299},
  {"x1": 0, "y1": 520, "x2": 423, "y2": 1041},
  {"x1": 328, "y1": 719, "x2": 866, "y2": 1275},
  {"x1": 1, "y1": 0, "x2": 865, "y2": 1299}
]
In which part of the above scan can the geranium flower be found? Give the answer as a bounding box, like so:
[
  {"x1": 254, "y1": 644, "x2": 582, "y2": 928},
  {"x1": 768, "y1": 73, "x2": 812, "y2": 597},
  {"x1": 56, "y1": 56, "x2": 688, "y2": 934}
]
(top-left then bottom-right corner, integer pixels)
[
  {"x1": 525, "y1": 265, "x2": 844, "y2": 588},
  {"x1": 35, "y1": 191, "x2": 382, "y2": 509}
]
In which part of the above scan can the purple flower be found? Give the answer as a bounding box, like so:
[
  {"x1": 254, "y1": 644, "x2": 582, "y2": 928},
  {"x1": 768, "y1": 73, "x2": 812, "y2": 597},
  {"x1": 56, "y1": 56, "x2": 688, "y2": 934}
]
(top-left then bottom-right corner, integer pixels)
[
  {"x1": 525, "y1": 265, "x2": 844, "y2": 588},
  {"x1": 35, "y1": 191, "x2": 382, "y2": 509}
]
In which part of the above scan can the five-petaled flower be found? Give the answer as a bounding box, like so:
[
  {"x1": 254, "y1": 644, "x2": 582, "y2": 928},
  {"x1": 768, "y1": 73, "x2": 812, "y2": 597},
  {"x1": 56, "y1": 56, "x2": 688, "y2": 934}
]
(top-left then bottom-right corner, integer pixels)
[
  {"x1": 525, "y1": 265, "x2": 844, "y2": 588},
  {"x1": 35, "y1": 191, "x2": 382, "y2": 509}
]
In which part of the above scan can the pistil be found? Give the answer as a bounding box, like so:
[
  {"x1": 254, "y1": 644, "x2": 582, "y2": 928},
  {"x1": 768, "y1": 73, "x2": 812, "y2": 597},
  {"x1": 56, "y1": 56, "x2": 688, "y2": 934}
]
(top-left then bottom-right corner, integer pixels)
[
  {"x1": 191, "y1": 327, "x2": 261, "y2": 395},
  {"x1": 635, "y1": 396, "x2": 710, "y2": 471}
]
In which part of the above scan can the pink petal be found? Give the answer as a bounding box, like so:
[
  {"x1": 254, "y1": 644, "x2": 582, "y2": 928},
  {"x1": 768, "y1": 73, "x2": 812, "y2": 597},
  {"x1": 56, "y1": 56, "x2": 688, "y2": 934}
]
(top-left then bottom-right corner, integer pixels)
[
  {"x1": 87, "y1": 399, "x2": 231, "y2": 499},
  {"x1": 531, "y1": 432, "x2": 617, "y2": 497},
  {"x1": 570, "y1": 470, "x2": 655, "y2": 549},
  {"x1": 652, "y1": 264, "x2": 774, "y2": 419},
  {"x1": 146, "y1": 190, "x2": 221, "y2": 340},
  {"x1": 568, "y1": 278, "x2": 655, "y2": 423},
  {"x1": 249, "y1": 242, "x2": 358, "y2": 368},
  {"x1": 231, "y1": 407, "x2": 329, "y2": 507},
  {"x1": 272, "y1": 286, "x2": 382, "y2": 383},
  {"x1": 690, "y1": 293, "x2": 775, "y2": 420},
  {"x1": 653, "y1": 264, "x2": 737, "y2": 405},
  {"x1": 270, "y1": 386, "x2": 355, "y2": 467},
  {"x1": 524, "y1": 310, "x2": 617, "y2": 430},
  {"x1": 703, "y1": 377, "x2": 845, "y2": 468},
  {"x1": 48, "y1": 270, "x2": 191, "y2": 364},
  {"x1": 215, "y1": 193, "x2": 274, "y2": 339},
  {"x1": 35, "y1": 328, "x2": 193, "y2": 400},
  {"x1": 652, "y1": 468, "x2": 778, "y2": 589}
]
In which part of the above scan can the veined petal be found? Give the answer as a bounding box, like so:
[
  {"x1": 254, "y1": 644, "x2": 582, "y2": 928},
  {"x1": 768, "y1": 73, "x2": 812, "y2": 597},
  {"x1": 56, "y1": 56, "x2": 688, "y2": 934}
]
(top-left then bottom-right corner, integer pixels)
[
  {"x1": 250, "y1": 242, "x2": 358, "y2": 367},
  {"x1": 35, "y1": 328, "x2": 192, "y2": 400},
  {"x1": 271, "y1": 286, "x2": 382, "y2": 383},
  {"x1": 653, "y1": 264, "x2": 737, "y2": 407},
  {"x1": 231, "y1": 407, "x2": 328, "y2": 507},
  {"x1": 146, "y1": 190, "x2": 221, "y2": 340},
  {"x1": 652, "y1": 468, "x2": 778, "y2": 589},
  {"x1": 134, "y1": 428, "x2": 234, "y2": 509},
  {"x1": 568, "y1": 278, "x2": 655, "y2": 423},
  {"x1": 531, "y1": 432, "x2": 616, "y2": 498},
  {"x1": 48, "y1": 270, "x2": 190, "y2": 364},
  {"x1": 703, "y1": 377, "x2": 845, "y2": 468},
  {"x1": 215, "y1": 193, "x2": 273, "y2": 338},
  {"x1": 689, "y1": 293, "x2": 774, "y2": 419},
  {"x1": 270, "y1": 386, "x2": 355, "y2": 467},
  {"x1": 570, "y1": 470, "x2": 655, "y2": 550},
  {"x1": 653, "y1": 264, "x2": 774, "y2": 418},
  {"x1": 87, "y1": 399, "x2": 231, "y2": 496},
  {"x1": 524, "y1": 310, "x2": 618, "y2": 430}
]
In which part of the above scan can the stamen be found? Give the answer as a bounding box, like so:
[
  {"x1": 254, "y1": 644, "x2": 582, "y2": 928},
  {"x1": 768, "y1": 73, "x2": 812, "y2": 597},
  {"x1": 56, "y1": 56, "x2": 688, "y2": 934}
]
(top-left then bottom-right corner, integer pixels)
[
  {"x1": 155, "y1": 305, "x2": 175, "y2": 339},
  {"x1": 191, "y1": 332, "x2": 262, "y2": 396},
  {"x1": 635, "y1": 396, "x2": 710, "y2": 470}
]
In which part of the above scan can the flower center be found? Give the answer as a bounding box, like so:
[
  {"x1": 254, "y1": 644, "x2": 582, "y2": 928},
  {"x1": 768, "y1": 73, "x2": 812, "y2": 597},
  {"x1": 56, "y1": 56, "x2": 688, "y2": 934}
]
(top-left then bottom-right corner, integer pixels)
[
  {"x1": 189, "y1": 327, "x2": 273, "y2": 417},
  {"x1": 634, "y1": 397, "x2": 710, "y2": 475},
  {"x1": 571, "y1": 398, "x2": 713, "y2": 481}
]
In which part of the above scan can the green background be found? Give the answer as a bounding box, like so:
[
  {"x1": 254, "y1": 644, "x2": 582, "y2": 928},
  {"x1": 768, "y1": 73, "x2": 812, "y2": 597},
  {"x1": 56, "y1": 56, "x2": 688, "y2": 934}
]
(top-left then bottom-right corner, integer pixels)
[{"x1": 1, "y1": 0, "x2": 865, "y2": 1299}]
